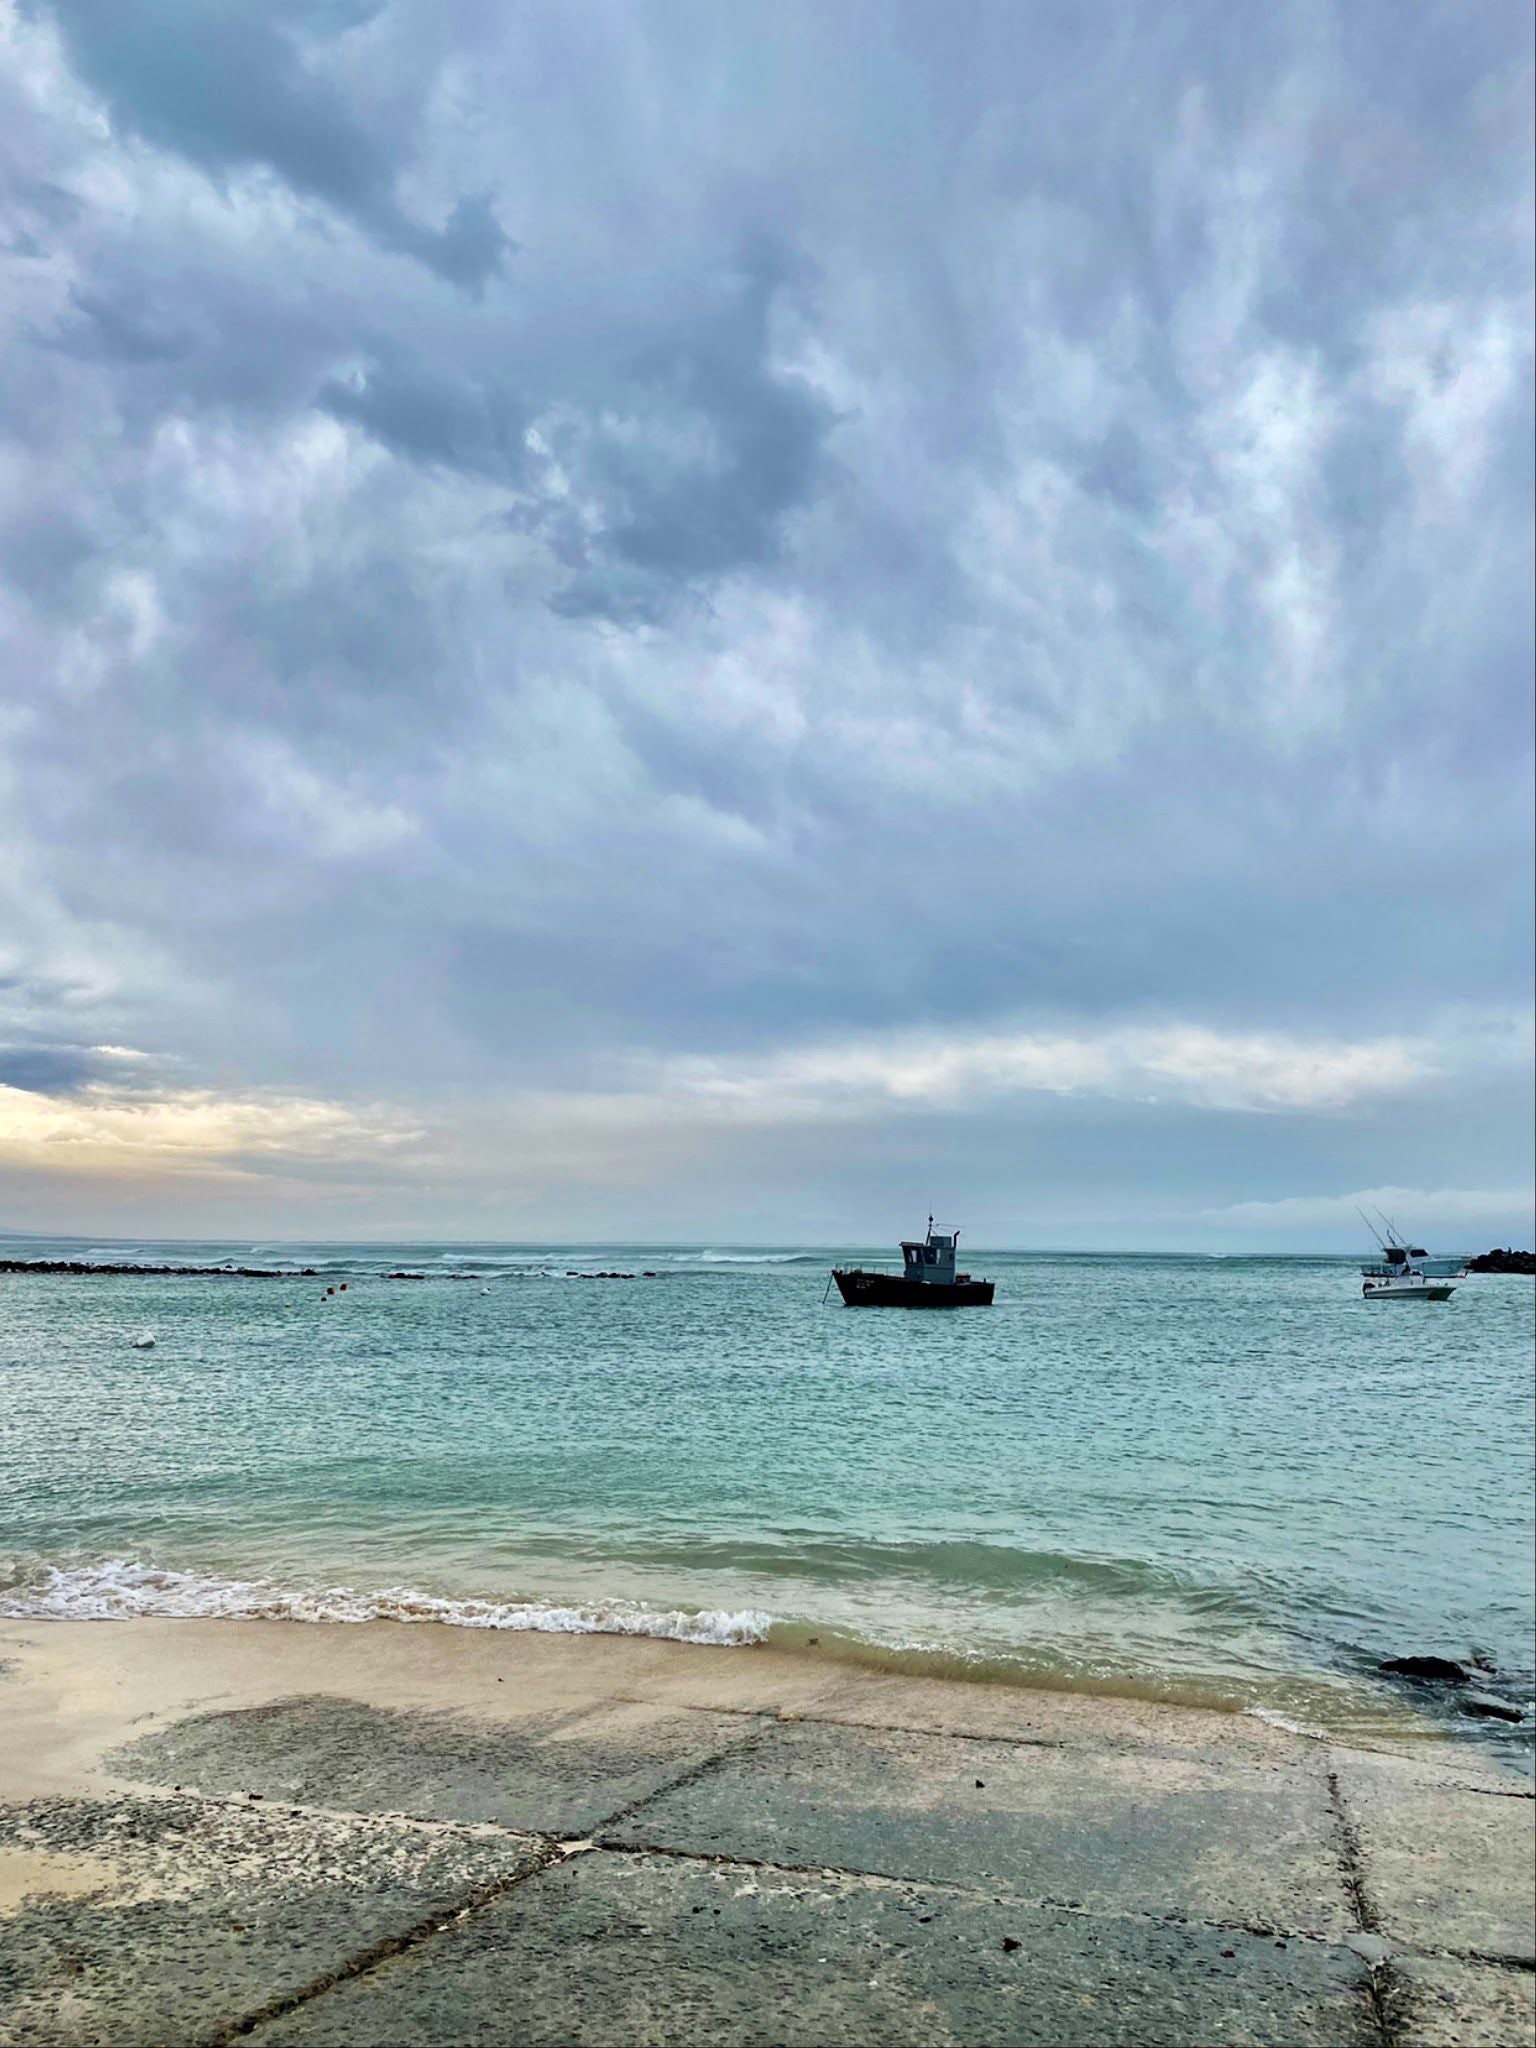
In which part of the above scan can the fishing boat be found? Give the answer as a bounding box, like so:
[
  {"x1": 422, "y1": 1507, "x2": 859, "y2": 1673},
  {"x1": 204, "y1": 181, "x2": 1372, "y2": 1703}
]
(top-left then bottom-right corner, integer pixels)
[
  {"x1": 1359, "y1": 1209, "x2": 1465, "y2": 1302},
  {"x1": 831, "y1": 1219, "x2": 994, "y2": 1308}
]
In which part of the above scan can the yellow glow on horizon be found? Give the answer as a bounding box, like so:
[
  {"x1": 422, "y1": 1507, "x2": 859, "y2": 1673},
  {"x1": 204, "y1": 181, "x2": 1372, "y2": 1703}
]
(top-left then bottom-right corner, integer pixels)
[{"x1": 0, "y1": 1083, "x2": 419, "y2": 1183}]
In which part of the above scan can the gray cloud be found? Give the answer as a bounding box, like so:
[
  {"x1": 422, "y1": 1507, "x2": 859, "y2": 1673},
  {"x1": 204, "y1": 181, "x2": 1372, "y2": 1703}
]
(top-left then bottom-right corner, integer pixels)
[
  {"x1": 321, "y1": 356, "x2": 530, "y2": 484},
  {"x1": 0, "y1": 1040, "x2": 158, "y2": 1094},
  {"x1": 35, "y1": 0, "x2": 511, "y2": 285},
  {"x1": 0, "y1": 1043, "x2": 100, "y2": 1093},
  {"x1": 0, "y1": 0, "x2": 1530, "y2": 1240}
]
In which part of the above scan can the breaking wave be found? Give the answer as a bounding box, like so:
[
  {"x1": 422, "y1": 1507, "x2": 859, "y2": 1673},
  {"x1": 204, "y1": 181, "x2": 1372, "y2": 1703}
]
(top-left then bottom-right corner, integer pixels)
[
  {"x1": 0, "y1": 1558, "x2": 771, "y2": 1648},
  {"x1": 691, "y1": 1250, "x2": 819, "y2": 1264}
]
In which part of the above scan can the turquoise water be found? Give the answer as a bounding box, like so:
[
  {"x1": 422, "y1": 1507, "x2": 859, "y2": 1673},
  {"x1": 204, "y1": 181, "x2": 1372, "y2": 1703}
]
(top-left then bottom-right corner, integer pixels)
[{"x1": 3, "y1": 1240, "x2": 1532, "y2": 1761}]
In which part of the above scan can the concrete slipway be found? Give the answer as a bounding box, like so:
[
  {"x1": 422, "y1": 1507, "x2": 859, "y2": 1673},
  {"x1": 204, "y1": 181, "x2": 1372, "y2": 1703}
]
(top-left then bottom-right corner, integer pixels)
[{"x1": 0, "y1": 1620, "x2": 1530, "y2": 2046}]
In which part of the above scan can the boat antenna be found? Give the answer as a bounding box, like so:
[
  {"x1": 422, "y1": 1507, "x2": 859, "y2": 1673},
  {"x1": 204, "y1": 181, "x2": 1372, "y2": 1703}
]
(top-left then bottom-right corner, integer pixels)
[
  {"x1": 1356, "y1": 1206, "x2": 1387, "y2": 1249},
  {"x1": 1373, "y1": 1207, "x2": 1404, "y2": 1247}
]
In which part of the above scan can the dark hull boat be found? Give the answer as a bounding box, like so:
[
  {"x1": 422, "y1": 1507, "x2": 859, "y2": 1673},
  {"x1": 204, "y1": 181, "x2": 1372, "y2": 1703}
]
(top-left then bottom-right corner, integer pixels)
[
  {"x1": 831, "y1": 1218, "x2": 994, "y2": 1308},
  {"x1": 833, "y1": 1268, "x2": 994, "y2": 1308}
]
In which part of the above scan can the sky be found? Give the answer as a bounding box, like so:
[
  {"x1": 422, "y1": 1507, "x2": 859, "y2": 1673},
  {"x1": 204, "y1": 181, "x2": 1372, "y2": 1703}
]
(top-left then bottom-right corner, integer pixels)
[{"x1": 0, "y1": 0, "x2": 1532, "y2": 1249}]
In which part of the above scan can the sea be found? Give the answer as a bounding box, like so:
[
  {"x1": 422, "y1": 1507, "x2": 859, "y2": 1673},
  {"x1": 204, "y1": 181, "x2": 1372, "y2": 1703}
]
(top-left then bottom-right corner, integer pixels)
[{"x1": 3, "y1": 1238, "x2": 1533, "y2": 1768}]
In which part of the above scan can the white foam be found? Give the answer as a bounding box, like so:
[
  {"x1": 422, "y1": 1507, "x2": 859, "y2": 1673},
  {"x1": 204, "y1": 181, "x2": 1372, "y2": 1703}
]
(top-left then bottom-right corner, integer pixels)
[
  {"x1": 693, "y1": 1251, "x2": 806, "y2": 1264},
  {"x1": 1245, "y1": 1705, "x2": 1326, "y2": 1739},
  {"x1": 0, "y1": 1559, "x2": 771, "y2": 1648}
]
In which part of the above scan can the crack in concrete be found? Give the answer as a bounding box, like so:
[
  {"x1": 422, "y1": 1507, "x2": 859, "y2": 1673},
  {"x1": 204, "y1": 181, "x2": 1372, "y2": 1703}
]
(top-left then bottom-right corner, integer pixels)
[
  {"x1": 775, "y1": 1712, "x2": 1068, "y2": 1750},
  {"x1": 666, "y1": 1698, "x2": 1069, "y2": 1750},
  {"x1": 1325, "y1": 1765, "x2": 1380, "y2": 1938},
  {"x1": 199, "y1": 1729, "x2": 784, "y2": 2042},
  {"x1": 586, "y1": 1715, "x2": 780, "y2": 1837},
  {"x1": 1326, "y1": 1764, "x2": 1402, "y2": 2048},
  {"x1": 1340, "y1": 1760, "x2": 1536, "y2": 1802},
  {"x1": 592, "y1": 1831, "x2": 1361, "y2": 1941},
  {"x1": 1438, "y1": 1946, "x2": 1536, "y2": 1973},
  {"x1": 199, "y1": 1836, "x2": 569, "y2": 2047},
  {"x1": 103, "y1": 1775, "x2": 552, "y2": 1845},
  {"x1": 1394, "y1": 1778, "x2": 1534, "y2": 1801},
  {"x1": 655, "y1": 1699, "x2": 1536, "y2": 1787}
]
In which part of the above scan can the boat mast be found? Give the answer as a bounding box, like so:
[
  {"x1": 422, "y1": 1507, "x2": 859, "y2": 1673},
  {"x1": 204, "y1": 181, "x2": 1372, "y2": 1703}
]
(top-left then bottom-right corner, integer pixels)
[{"x1": 1356, "y1": 1206, "x2": 1387, "y2": 1249}]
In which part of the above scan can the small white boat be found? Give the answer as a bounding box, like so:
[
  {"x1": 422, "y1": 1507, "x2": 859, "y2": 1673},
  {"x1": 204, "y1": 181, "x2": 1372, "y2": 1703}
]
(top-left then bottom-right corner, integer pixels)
[
  {"x1": 1359, "y1": 1209, "x2": 1464, "y2": 1302},
  {"x1": 1361, "y1": 1271, "x2": 1457, "y2": 1302},
  {"x1": 130, "y1": 1332, "x2": 157, "y2": 1349}
]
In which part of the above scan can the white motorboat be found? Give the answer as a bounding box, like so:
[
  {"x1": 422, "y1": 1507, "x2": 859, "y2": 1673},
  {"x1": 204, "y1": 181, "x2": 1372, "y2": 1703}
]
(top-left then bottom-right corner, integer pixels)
[
  {"x1": 1359, "y1": 1209, "x2": 1465, "y2": 1301},
  {"x1": 1361, "y1": 1270, "x2": 1457, "y2": 1302}
]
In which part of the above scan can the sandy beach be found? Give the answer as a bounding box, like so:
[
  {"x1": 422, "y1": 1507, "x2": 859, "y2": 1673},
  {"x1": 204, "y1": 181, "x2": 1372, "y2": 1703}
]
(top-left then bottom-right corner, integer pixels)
[{"x1": 1, "y1": 1617, "x2": 1531, "y2": 2045}]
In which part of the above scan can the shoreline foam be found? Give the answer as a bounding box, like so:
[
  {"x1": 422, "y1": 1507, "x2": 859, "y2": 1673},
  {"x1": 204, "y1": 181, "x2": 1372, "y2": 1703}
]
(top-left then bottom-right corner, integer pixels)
[
  {"x1": 0, "y1": 1558, "x2": 770, "y2": 1647},
  {"x1": 6, "y1": 1556, "x2": 1521, "y2": 1770}
]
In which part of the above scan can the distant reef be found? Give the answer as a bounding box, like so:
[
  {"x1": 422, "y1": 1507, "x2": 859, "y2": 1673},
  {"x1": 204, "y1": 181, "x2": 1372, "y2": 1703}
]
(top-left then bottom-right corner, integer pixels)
[
  {"x1": 1466, "y1": 1248, "x2": 1536, "y2": 1275},
  {"x1": 0, "y1": 1259, "x2": 317, "y2": 1279}
]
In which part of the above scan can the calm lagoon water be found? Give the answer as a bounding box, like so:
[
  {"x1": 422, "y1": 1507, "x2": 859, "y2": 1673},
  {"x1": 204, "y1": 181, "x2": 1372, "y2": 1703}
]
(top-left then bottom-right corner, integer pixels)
[{"x1": 3, "y1": 1240, "x2": 1532, "y2": 1763}]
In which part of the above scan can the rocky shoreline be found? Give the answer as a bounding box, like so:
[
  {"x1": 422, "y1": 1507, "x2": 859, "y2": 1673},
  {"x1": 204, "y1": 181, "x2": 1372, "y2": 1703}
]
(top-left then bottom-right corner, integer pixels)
[{"x1": 1465, "y1": 1247, "x2": 1536, "y2": 1275}]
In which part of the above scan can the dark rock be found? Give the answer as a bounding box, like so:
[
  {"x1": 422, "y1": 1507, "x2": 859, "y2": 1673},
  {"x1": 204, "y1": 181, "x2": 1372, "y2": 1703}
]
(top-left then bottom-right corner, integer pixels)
[
  {"x1": 1459, "y1": 1694, "x2": 1526, "y2": 1724},
  {"x1": 1379, "y1": 1656, "x2": 1472, "y2": 1685},
  {"x1": 1465, "y1": 1248, "x2": 1536, "y2": 1275}
]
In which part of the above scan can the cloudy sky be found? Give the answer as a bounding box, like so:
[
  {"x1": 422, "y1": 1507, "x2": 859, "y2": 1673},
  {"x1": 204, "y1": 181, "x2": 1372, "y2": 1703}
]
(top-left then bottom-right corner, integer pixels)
[{"x1": 1, "y1": 0, "x2": 1531, "y2": 1248}]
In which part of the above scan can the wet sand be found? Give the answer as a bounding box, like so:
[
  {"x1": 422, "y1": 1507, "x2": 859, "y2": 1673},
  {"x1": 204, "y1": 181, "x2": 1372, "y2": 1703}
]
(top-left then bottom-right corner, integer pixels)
[{"x1": 1, "y1": 1618, "x2": 1531, "y2": 2045}]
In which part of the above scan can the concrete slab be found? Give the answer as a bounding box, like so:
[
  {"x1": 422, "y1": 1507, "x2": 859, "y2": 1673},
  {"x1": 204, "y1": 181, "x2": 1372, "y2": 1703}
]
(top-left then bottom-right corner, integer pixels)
[
  {"x1": 608, "y1": 1718, "x2": 1353, "y2": 1936},
  {"x1": 109, "y1": 1694, "x2": 764, "y2": 1836},
  {"x1": 0, "y1": 1793, "x2": 544, "y2": 2047},
  {"x1": 1388, "y1": 1955, "x2": 1536, "y2": 2047},
  {"x1": 1330, "y1": 1749, "x2": 1535, "y2": 1961},
  {"x1": 251, "y1": 1848, "x2": 1375, "y2": 2048}
]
